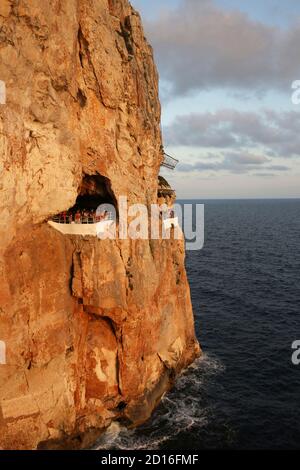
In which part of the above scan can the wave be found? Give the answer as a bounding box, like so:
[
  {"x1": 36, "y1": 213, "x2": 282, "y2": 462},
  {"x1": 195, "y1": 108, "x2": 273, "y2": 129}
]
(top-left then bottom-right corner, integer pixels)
[{"x1": 95, "y1": 353, "x2": 225, "y2": 450}]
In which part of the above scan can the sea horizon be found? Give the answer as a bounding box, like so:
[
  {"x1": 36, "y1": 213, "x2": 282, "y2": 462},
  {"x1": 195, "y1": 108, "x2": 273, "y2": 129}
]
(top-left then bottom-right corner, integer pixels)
[{"x1": 177, "y1": 197, "x2": 300, "y2": 201}]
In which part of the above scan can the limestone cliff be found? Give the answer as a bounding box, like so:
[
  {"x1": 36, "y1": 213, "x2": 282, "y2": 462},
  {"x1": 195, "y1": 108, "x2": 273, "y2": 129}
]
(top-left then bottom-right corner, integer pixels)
[{"x1": 0, "y1": 0, "x2": 200, "y2": 449}]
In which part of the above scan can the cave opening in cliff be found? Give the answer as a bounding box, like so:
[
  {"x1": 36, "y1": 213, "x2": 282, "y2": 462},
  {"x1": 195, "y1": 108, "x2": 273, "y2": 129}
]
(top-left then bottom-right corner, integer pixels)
[
  {"x1": 75, "y1": 174, "x2": 117, "y2": 212},
  {"x1": 50, "y1": 174, "x2": 118, "y2": 225}
]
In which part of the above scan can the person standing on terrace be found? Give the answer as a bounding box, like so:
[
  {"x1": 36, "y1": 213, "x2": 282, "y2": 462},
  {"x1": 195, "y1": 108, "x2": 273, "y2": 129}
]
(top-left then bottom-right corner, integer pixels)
[{"x1": 75, "y1": 210, "x2": 81, "y2": 224}]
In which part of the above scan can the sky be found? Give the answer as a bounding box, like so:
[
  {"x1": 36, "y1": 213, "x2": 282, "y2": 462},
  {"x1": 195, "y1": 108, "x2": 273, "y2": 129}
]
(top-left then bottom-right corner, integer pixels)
[{"x1": 131, "y1": 0, "x2": 300, "y2": 198}]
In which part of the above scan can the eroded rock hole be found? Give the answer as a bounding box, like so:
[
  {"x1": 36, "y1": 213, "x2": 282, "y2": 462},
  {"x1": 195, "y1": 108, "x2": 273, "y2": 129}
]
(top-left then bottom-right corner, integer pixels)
[
  {"x1": 76, "y1": 174, "x2": 116, "y2": 210},
  {"x1": 51, "y1": 174, "x2": 117, "y2": 224}
]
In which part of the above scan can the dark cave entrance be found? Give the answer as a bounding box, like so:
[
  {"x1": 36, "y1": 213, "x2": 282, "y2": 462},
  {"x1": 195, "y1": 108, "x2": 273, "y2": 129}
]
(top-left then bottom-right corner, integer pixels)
[
  {"x1": 74, "y1": 174, "x2": 117, "y2": 212},
  {"x1": 50, "y1": 174, "x2": 118, "y2": 224}
]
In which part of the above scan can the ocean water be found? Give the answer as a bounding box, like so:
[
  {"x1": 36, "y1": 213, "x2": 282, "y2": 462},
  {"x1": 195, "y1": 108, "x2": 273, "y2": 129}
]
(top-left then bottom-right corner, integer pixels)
[{"x1": 96, "y1": 199, "x2": 300, "y2": 450}]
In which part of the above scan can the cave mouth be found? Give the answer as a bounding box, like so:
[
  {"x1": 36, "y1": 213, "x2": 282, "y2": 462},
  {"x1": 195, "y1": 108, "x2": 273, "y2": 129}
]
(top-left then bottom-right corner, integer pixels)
[
  {"x1": 51, "y1": 174, "x2": 118, "y2": 224},
  {"x1": 74, "y1": 174, "x2": 117, "y2": 212}
]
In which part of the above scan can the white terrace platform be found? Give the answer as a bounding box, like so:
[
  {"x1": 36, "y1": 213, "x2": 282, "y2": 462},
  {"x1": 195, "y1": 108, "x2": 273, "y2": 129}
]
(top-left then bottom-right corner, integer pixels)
[{"x1": 48, "y1": 220, "x2": 115, "y2": 236}]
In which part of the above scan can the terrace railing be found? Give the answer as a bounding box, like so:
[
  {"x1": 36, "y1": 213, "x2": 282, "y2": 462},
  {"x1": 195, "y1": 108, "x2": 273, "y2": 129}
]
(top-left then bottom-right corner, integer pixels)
[
  {"x1": 161, "y1": 153, "x2": 179, "y2": 170},
  {"x1": 158, "y1": 188, "x2": 176, "y2": 197},
  {"x1": 51, "y1": 212, "x2": 114, "y2": 224}
]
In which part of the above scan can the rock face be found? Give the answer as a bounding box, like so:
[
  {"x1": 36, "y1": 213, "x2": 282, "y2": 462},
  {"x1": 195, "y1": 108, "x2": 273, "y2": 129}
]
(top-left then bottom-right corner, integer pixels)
[{"x1": 0, "y1": 0, "x2": 200, "y2": 449}]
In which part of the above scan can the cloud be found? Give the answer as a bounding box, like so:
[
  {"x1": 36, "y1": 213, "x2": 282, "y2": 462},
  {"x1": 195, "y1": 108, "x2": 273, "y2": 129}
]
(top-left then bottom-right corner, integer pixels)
[
  {"x1": 164, "y1": 109, "x2": 300, "y2": 158},
  {"x1": 223, "y1": 152, "x2": 269, "y2": 165},
  {"x1": 176, "y1": 150, "x2": 290, "y2": 174},
  {"x1": 145, "y1": 0, "x2": 300, "y2": 96},
  {"x1": 253, "y1": 173, "x2": 276, "y2": 178},
  {"x1": 267, "y1": 165, "x2": 290, "y2": 171},
  {"x1": 178, "y1": 161, "x2": 219, "y2": 172}
]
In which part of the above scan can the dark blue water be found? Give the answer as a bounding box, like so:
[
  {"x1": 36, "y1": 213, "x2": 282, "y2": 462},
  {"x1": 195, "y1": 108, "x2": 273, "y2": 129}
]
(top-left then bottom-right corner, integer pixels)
[{"x1": 96, "y1": 199, "x2": 300, "y2": 450}]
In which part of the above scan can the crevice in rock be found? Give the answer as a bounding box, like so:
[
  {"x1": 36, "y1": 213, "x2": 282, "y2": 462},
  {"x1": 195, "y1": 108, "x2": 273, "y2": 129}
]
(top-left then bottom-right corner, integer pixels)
[
  {"x1": 76, "y1": 88, "x2": 87, "y2": 108},
  {"x1": 117, "y1": 16, "x2": 134, "y2": 57},
  {"x1": 78, "y1": 26, "x2": 86, "y2": 70},
  {"x1": 125, "y1": 266, "x2": 134, "y2": 291},
  {"x1": 70, "y1": 250, "x2": 83, "y2": 300},
  {"x1": 69, "y1": 254, "x2": 75, "y2": 295},
  {"x1": 116, "y1": 400, "x2": 127, "y2": 411},
  {"x1": 172, "y1": 255, "x2": 181, "y2": 286},
  {"x1": 77, "y1": 25, "x2": 115, "y2": 109}
]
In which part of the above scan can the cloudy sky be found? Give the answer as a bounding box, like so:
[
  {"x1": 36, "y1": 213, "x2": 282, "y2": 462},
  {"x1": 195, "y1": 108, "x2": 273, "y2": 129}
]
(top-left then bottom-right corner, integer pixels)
[{"x1": 131, "y1": 0, "x2": 300, "y2": 198}]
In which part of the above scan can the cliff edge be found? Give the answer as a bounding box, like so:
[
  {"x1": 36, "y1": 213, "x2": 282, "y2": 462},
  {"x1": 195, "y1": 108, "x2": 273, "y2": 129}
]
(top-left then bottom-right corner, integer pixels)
[{"x1": 0, "y1": 0, "x2": 200, "y2": 449}]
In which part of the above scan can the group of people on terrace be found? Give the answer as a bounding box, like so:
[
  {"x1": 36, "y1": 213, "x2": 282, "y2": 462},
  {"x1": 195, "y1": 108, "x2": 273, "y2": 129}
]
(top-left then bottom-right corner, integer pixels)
[
  {"x1": 51, "y1": 206, "x2": 176, "y2": 226},
  {"x1": 51, "y1": 209, "x2": 111, "y2": 225}
]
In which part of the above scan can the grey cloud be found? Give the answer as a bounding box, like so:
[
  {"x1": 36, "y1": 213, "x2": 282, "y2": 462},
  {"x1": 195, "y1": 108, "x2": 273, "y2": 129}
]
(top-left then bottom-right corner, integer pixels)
[
  {"x1": 178, "y1": 161, "x2": 219, "y2": 172},
  {"x1": 164, "y1": 109, "x2": 300, "y2": 158},
  {"x1": 267, "y1": 165, "x2": 290, "y2": 171},
  {"x1": 222, "y1": 152, "x2": 269, "y2": 166},
  {"x1": 176, "y1": 150, "x2": 290, "y2": 175},
  {"x1": 176, "y1": 150, "x2": 284, "y2": 174},
  {"x1": 145, "y1": 0, "x2": 300, "y2": 95},
  {"x1": 253, "y1": 173, "x2": 276, "y2": 178}
]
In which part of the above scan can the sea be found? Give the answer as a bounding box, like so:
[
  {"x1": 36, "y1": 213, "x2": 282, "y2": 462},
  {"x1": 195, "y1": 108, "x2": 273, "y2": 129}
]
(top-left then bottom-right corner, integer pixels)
[{"x1": 96, "y1": 199, "x2": 300, "y2": 450}]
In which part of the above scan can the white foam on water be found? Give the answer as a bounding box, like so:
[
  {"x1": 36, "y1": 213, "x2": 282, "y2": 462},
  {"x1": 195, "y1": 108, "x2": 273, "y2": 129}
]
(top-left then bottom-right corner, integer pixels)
[
  {"x1": 95, "y1": 352, "x2": 224, "y2": 450},
  {"x1": 95, "y1": 422, "x2": 123, "y2": 449}
]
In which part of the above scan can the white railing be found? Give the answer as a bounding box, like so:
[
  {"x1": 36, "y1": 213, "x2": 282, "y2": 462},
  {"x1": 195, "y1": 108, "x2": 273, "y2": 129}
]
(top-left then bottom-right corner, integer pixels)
[
  {"x1": 161, "y1": 153, "x2": 179, "y2": 170},
  {"x1": 51, "y1": 212, "x2": 114, "y2": 224}
]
